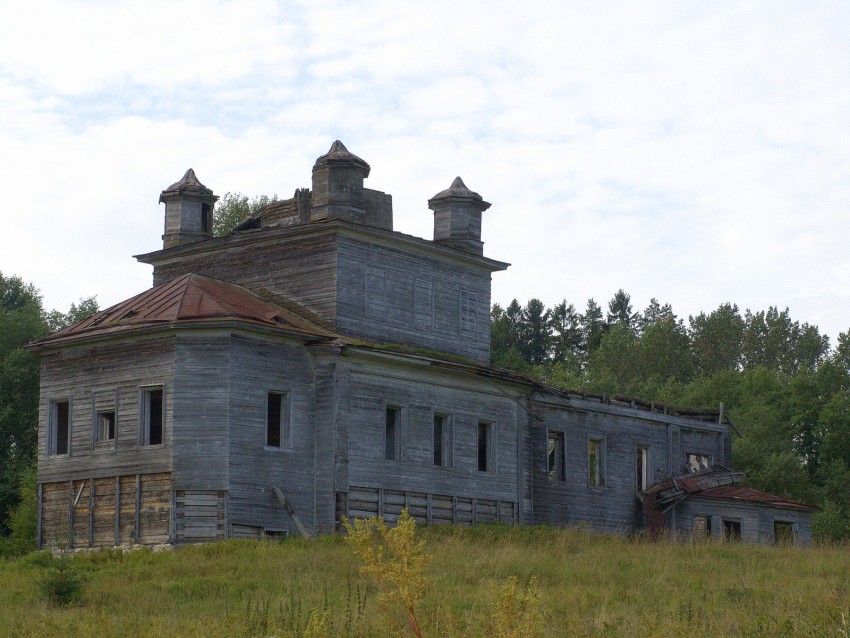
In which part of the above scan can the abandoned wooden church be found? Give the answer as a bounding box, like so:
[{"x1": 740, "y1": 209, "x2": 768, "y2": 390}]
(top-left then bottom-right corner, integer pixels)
[{"x1": 30, "y1": 141, "x2": 815, "y2": 548}]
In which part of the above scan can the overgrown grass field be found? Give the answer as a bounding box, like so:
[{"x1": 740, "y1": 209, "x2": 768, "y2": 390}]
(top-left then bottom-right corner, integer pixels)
[{"x1": 1, "y1": 524, "x2": 848, "y2": 637}]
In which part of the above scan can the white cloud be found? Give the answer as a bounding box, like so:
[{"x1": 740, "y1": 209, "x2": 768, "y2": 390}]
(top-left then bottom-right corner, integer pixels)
[{"x1": 1, "y1": 1, "x2": 849, "y2": 340}]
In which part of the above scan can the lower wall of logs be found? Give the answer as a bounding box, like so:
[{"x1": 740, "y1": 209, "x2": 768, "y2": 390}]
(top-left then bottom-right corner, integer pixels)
[{"x1": 40, "y1": 472, "x2": 172, "y2": 548}]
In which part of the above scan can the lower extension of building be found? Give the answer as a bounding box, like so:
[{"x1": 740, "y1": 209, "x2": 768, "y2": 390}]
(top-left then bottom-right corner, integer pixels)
[{"x1": 28, "y1": 141, "x2": 815, "y2": 548}]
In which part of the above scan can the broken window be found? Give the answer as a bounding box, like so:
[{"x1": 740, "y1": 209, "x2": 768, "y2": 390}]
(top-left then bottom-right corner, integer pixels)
[
  {"x1": 96, "y1": 411, "x2": 115, "y2": 442},
  {"x1": 140, "y1": 387, "x2": 164, "y2": 446},
  {"x1": 723, "y1": 519, "x2": 741, "y2": 542},
  {"x1": 49, "y1": 400, "x2": 70, "y2": 456},
  {"x1": 636, "y1": 446, "x2": 650, "y2": 491},
  {"x1": 588, "y1": 438, "x2": 605, "y2": 487},
  {"x1": 478, "y1": 421, "x2": 493, "y2": 472},
  {"x1": 266, "y1": 391, "x2": 290, "y2": 448},
  {"x1": 433, "y1": 414, "x2": 452, "y2": 467},
  {"x1": 385, "y1": 406, "x2": 400, "y2": 460},
  {"x1": 686, "y1": 453, "x2": 711, "y2": 473},
  {"x1": 693, "y1": 515, "x2": 710, "y2": 539},
  {"x1": 548, "y1": 430, "x2": 565, "y2": 482},
  {"x1": 774, "y1": 521, "x2": 795, "y2": 546}
]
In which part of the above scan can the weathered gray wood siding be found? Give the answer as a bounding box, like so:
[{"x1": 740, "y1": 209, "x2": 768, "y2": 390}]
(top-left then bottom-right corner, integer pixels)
[
  {"x1": 338, "y1": 356, "x2": 523, "y2": 519},
  {"x1": 148, "y1": 229, "x2": 339, "y2": 322},
  {"x1": 171, "y1": 334, "x2": 231, "y2": 492},
  {"x1": 336, "y1": 234, "x2": 493, "y2": 363},
  {"x1": 36, "y1": 337, "x2": 177, "y2": 547},
  {"x1": 226, "y1": 335, "x2": 317, "y2": 536},
  {"x1": 530, "y1": 398, "x2": 728, "y2": 533},
  {"x1": 37, "y1": 338, "x2": 175, "y2": 484},
  {"x1": 673, "y1": 497, "x2": 813, "y2": 546}
]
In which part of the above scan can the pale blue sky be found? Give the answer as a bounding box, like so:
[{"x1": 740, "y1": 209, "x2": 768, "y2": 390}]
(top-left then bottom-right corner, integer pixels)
[{"x1": 1, "y1": 1, "x2": 849, "y2": 341}]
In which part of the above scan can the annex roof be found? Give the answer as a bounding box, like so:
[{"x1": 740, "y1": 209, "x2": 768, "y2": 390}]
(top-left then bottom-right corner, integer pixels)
[
  {"x1": 695, "y1": 485, "x2": 817, "y2": 511},
  {"x1": 30, "y1": 273, "x2": 335, "y2": 348}
]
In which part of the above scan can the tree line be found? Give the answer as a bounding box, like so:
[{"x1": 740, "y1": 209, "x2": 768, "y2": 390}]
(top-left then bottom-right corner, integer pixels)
[
  {"x1": 493, "y1": 290, "x2": 850, "y2": 539},
  {"x1": 0, "y1": 272, "x2": 98, "y2": 553}
]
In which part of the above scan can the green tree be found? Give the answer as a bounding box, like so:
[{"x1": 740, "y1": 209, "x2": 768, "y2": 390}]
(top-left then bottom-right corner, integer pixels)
[
  {"x1": 213, "y1": 192, "x2": 278, "y2": 237},
  {"x1": 549, "y1": 300, "x2": 582, "y2": 373},
  {"x1": 521, "y1": 299, "x2": 550, "y2": 366},
  {"x1": 689, "y1": 303, "x2": 744, "y2": 375},
  {"x1": 580, "y1": 298, "x2": 606, "y2": 362},
  {"x1": 606, "y1": 289, "x2": 638, "y2": 331},
  {"x1": 585, "y1": 323, "x2": 641, "y2": 395},
  {"x1": 0, "y1": 273, "x2": 47, "y2": 536}
]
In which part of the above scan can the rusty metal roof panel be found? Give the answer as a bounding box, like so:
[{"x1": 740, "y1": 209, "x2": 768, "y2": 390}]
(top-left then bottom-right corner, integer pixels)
[
  {"x1": 695, "y1": 485, "x2": 817, "y2": 510},
  {"x1": 32, "y1": 273, "x2": 336, "y2": 346}
]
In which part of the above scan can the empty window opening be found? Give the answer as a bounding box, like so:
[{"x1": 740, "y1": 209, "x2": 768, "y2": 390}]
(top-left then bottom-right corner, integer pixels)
[
  {"x1": 686, "y1": 453, "x2": 711, "y2": 473},
  {"x1": 588, "y1": 438, "x2": 605, "y2": 487},
  {"x1": 385, "y1": 406, "x2": 400, "y2": 460},
  {"x1": 433, "y1": 414, "x2": 452, "y2": 467},
  {"x1": 50, "y1": 400, "x2": 70, "y2": 455},
  {"x1": 774, "y1": 521, "x2": 795, "y2": 546},
  {"x1": 478, "y1": 422, "x2": 493, "y2": 472},
  {"x1": 201, "y1": 203, "x2": 212, "y2": 234},
  {"x1": 693, "y1": 515, "x2": 710, "y2": 540},
  {"x1": 96, "y1": 411, "x2": 115, "y2": 442},
  {"x1": 637, "y1": 446, "x2": 650, "y2": 491},
  {"x1": 266, "y1": 392, "x2": 290, "y2": 448},
  {"x1": 548, "y1": 431, "x2": 566, "y2": 482},
  {"x1": 141, "y1": 388, "x2": 163, "y2": 445},
  {"x1": 723, "y1": 519, "x2": 741, "y2": 542}
]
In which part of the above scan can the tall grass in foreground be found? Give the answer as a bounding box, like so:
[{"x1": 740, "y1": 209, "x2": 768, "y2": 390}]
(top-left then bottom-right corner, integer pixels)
[{"x1": 1, "y1": 525, "x2": 848, "y2": 637}]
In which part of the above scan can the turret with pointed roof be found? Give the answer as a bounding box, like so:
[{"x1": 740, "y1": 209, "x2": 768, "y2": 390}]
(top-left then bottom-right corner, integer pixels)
[
  {"x1": 428, "y1": 176, "x2": 491, "y2": 255},
  {"x1": 160, "y1": 168, "x2": 218, "y2": 249}
]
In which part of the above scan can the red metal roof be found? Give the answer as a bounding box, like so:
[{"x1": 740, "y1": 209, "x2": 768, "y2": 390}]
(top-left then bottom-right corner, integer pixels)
[
  {"x1": 32, "y1": 273, "x2": 335, "y2": 346},
  {"x1": 695, "y1": 485, "x2": 817, "y2": 511}
]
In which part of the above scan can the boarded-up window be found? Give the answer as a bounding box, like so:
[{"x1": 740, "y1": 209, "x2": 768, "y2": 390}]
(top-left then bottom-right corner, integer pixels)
[
  {"x1": 774, "y1": 521, "x2": 795, "y2": 546},
  {"x1": 548, "y1": 430, "x2": 565, "y2": 482},
  {"x1": 478, "y1": 421, "x2": 493, "y2": 472},
  {"x1": 414, "y1": 279, "x2": 433, "y2": 328},
  {"x1": 433, "y1": 414, "x2": 452, "y2": 467},
  {"x1": 385, "y1": 406, "x2": 400, "y2": 460},
  {"x1": 686, "y1": 453, "x2": 711, "y2": 473},
  {"x1": 266, "y1": 391, "x2": 290, "y2": 448},
  {"x1": 693, "y1": 515, "x2": 710, "y2": 539},
  {"x1": 49, "y1": 400, "x2": 70, "y2": 456},
  {"x1": 460, "y1": 290, "x2": 477, "y2": 336},
  {"x1": 141, "y1": 387, "x2": 163, "y2": 446},
  {"x1": 366, "y1": 268, "x2": 386, "y2": 320},
  {"x1": 588, "y1": 438, "x2": 605, "y2": 487}
]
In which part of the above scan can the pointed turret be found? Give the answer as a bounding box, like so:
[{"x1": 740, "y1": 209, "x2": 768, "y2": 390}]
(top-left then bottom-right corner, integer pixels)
[
  {"x1": 159, "y1": 169, "x2": 218, "y2": 249},
  {"x1": 310, "y1": 140, "x2": 371, "y2": 222},
  {"x1": 428, "y1": 177, "x2": 491, "y2": 255}
]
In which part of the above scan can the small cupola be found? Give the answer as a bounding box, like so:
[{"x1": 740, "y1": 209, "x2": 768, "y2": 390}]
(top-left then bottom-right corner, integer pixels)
[
  {"x1": 310, "y1": 140, "x2": 371, "y2": 223},
  {"x1": 159, "y1": 169, "x2": 218, "y2": 249},
  {"x1": 428, "y1": 177, "x2": 491, "y2": 255}
]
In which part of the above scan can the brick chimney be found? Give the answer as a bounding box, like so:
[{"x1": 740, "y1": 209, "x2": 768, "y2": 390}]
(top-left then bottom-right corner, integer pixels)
[{"x1": 428, "y1": 177, "x2": 490, "y2": 255}]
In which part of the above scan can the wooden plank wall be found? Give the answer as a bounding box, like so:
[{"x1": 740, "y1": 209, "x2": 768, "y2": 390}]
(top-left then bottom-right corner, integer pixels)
[
  {"x1": 340, "y1": 362, "x2": 522, "y2": 513},
  {"x1": 175, "y1": 490, "x2": 226, "y2": 542},
  {"x1": 150, "y1": 230, "x2": 339, "y2": 323},
  {"x1": 336, "y1": 234, "x2": 493, "y2": 364},
  {"x1": 37, "y1": 339, "x2": 175, "y2": 485},
  {"x1": 39, "y1": 472, "x2": 172, "y2": 548},
  {"x1": 530, "y1": 399, "x2": 729, "y2": 533},
  {"x1": 344, "y1": 486, "x2": 517, "y2": 526},
  {"x1": 227, "y1": 335, "x2": 317, "y2": 536}
]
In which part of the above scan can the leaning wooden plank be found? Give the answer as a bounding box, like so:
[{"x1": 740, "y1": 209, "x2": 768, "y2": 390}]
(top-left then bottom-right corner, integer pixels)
[{"x1": 272, "y1": 487, "x2": 311, "y2": 539}]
